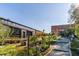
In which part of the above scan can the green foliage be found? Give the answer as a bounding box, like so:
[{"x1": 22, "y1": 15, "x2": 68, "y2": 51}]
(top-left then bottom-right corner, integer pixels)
[
  {"x1": 59, "y1": 28, "x2": 75, "y2": 37},
  {"x1": 52, "y1": 35, "x2": 57, "y2": 40},
  {"x1": 28, "y1": 35, "x2": 56, "y2": 56},
  {"x1": 0, "y1": 45, "x2": 27, "y2": 56},
  {"x1": 42, "y1": 36, "x2": 47, "y2": 44},
  {"x1": 65, "y1": 28, "x2": 74, "y2": 37},
  {"x1": 75, "y1": 24, "x2": 79, "y2": 38},
  {"x1": 29, "y1": 36, "x2": 37, "y2": 44},
  {"x1": 71, "y1": 38, "x2": 79, "y2": 49},
  {"x1": 16, "y1": 46, "x2": 27, "y2": 56},
  {"x1": 41, "y1": 44, "x2": 49, "y2": 50},
  {"x1": 29, "y1": 47, "x2": 37, "y2": 56},
  {"x1": 0, "y1": 34, "x2": 58, "y2": 56},
  {"x1": 68, "y1": 4, "x2": 79, "y2": 37},
  {"x1": 71, "y1": 38, "x2": 79, "y2": 55},
  {"x1": 68, "y1": 4, "x2": 79, "y2": 23},
  {"x1": 0, "y1": 45, "x2": 16, "y2": 55},
  {"x1": 0, "y1": 21, "x2": 11, "y2": 44}
]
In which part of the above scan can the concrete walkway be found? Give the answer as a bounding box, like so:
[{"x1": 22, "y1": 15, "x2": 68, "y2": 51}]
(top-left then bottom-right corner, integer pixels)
[{"x1": 48, "y1": 37, "x2": 72, "y2": 56}]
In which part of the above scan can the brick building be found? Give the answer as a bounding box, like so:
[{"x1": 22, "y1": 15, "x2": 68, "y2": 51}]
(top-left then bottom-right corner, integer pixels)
[{"x1": 51, "y1": 24, "x2": 74, "y2": 35}]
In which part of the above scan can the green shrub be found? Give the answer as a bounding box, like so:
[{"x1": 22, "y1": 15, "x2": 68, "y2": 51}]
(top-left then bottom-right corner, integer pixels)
[
  {"x1": 71, "y1": 38, "x2": 79, "y2": 56},
  {"x1": 0, "y1": 21, "x2": 11, "y2": 45},
  {"x1": 75, "y1": 24, "x2": 79, "y2": 38},
  {"x1": 16, "y1": 46, "x2": 27, "y2": 56},
  {"x1": 71, "y1": 39, "x2": 79, "y2": 49},
  {"x1": 29, "y1": 47, "x2": 37, "y2": 56},
  {"x1": 40, "y1": 44, "x2": 49, "y2": 52},
  {"x1": 29, "y1": 46, "x2": 42, "y2": 56},
  {"x1": 29, "y1": 36, "x2": 37, "y2": 44},
  {"x1": 0, "y1": 45, "x2": 16, "y2": 55},
  {"x1": 0, "y1": 45, "x2": 27, "y2": 56}
]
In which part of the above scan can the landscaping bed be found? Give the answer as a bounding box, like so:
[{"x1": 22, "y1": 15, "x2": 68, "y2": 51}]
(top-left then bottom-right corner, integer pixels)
[
  {"x1": 0, "y1": 34, "x2": 58, "y2": 56},
  {"x1": 71, "y1": 38, "x2": 79, "y2": 56},
  {"x1": 71, "y1": 48, "x2": 79, "y2": 56},
  {"x1": 0, "y1": 44, "x2": 27, "y2": 56},
  {"x1": 27, "y1": 35, "x2": 58, "y2": 56}
]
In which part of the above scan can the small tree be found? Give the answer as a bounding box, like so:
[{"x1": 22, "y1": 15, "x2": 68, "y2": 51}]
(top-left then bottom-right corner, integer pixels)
[
  {"x1": 64, "y1": 28, "x2": 74, "y2": 37},
  {"x1": 0, "y1": 20, "x2": 11, "y2": 45},
  {"x1": 68, "y1": 4, "x2": 79, "y2": 37}
]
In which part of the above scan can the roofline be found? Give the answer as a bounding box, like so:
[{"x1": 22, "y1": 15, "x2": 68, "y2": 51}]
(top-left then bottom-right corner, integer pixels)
[
  {"x1": 51, "y1": 24, "x2": 74, "y2": 27},
  {"x1": 0, "y1": 17, "x2": 42, "y2": 32}
]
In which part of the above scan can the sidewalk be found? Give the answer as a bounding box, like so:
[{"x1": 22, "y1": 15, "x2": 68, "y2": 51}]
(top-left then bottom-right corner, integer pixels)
[{"x1": 47, "y1": 37, "x2": 72, "y2": 56}]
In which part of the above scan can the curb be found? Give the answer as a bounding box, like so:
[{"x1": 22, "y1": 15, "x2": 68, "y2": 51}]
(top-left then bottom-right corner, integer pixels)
[{"x1": 44, "y1": 45, "x2": 53, "y2": 56}]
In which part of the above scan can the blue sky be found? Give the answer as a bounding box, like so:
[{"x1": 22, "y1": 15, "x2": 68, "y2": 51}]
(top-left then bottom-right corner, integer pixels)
[{"x1": 0, "y1": 3, "x2": 71, "y2": 33}]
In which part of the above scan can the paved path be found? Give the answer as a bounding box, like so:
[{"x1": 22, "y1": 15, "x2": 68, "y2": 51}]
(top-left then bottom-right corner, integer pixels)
[{"x1": 48, "y1": 37, "x2": 72, "y2": 56}]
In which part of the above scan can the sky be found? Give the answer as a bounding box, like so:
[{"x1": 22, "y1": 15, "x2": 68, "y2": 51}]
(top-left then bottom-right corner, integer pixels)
[{"x1": 0, "y1": 3, "x2": 71, "y2": 33}]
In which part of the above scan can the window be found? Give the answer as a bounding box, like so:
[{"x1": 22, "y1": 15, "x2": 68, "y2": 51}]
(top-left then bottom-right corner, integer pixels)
[
  {"x1": 12, "y1": 28, "x2": 21, "y2": 37},
  {"x1": 26, "y1": 30, "x2": 33, "y2": 36},
  {"x1": 23, "y1": 31, "x2": 25, "y2": 38}
]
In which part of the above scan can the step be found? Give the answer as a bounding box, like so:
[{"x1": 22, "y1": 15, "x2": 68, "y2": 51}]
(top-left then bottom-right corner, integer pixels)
[{"x1": 54, "y1": 49, "x2": 69, "y2": 52}]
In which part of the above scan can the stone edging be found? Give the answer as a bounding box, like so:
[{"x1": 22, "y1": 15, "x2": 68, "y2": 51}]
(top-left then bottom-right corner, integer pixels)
[{"x1": 44, "y1": 45, "x2": 53, "y2": 56}]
